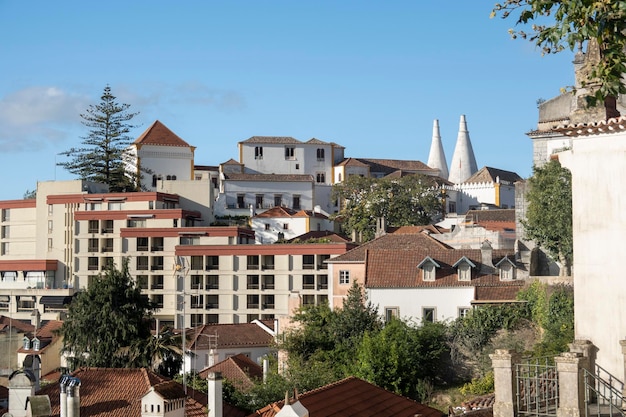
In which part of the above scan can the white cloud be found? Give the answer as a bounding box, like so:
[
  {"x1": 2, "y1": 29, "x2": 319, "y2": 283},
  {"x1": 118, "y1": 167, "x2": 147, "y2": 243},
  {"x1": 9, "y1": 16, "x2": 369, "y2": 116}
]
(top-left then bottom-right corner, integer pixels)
[{"x1": 0, "y1": 86, "x2": 89, "y2": 152}]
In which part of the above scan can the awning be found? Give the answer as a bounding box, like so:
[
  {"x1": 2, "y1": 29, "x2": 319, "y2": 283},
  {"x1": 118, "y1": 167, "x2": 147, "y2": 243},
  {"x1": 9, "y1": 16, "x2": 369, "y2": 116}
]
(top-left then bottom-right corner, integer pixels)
[{"x1": 39, "y1": 296, "x2": 73, "y2": 306}]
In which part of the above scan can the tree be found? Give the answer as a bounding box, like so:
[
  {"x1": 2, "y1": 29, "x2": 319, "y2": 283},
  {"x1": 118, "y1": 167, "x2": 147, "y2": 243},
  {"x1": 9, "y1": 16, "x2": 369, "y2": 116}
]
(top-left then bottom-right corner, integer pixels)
[
  {"x1": 522, "y1": 160, "x2": 573, "y2": 275},
  {"x1": 58, "y1": 85, "x2": 141, "y2": 192},
  {"x1": 59, "y1": 259, "x2": 156, "y2": 369},
  {"x1": 23, "y1": 189, "x2": 36, "y2": 199},
  {"x1": 492, "y1": 1, "x2": 626, "y2": 109},
  {"x1": 127, "y1": 326, "x2": 184, "y2": 377},
  {"x1": 332, "y1": 174, "x2": 442, "y2": 241}
]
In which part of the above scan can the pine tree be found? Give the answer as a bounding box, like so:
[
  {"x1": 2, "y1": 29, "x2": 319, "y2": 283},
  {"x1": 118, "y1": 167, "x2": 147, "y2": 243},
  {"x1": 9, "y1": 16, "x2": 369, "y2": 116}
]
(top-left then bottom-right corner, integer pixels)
[
  {"x1": 58, "y1": 85, "x2": 140, "y2": 191},
  {"x1": 59, "y1": 259, "x2": 156, "y2": 369}
]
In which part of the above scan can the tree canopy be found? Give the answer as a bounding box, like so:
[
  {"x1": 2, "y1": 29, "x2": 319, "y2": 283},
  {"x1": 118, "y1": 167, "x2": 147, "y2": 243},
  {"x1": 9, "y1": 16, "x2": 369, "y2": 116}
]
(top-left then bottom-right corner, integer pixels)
[
  {"x1": 59, "y1": 259, "x2": 159, "y2": 369},
  {"x1": 492, "y1": 0, "x2": 626, "y2": 106},
  {"x1": 331, "y1": 174, "x2": 443, "y2": 241},
  {"x1": 58, "y1": 85, "x2": 141, "y2": 192},
  {"x1": 522, "y1": 160, "x2": 573, "y2": 275}
]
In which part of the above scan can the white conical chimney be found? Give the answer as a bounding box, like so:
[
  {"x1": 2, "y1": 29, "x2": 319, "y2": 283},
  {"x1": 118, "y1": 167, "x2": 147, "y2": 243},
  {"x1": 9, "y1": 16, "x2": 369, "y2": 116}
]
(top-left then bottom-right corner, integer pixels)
[
  {"x1": 427, "y1": 119, "x2": 449, "y2": 179},
  {"x1": 448, "y1": 115, "x2": 478, "y2": 184},
  {"x1": 208, "y1": 372, "x2": 223, "y2": 417}
]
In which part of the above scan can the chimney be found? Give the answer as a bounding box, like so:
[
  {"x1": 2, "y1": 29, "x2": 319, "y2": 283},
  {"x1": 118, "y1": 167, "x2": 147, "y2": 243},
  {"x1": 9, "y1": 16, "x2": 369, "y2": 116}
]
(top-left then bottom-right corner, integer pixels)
[
  {"x1": 30, "y1": 309, "x2": 40, "y2": 329},
  {"x1": 480, "y1": 240, "x2": 494, "y2": 273},
  {"x1": 60, "y1": 381, "x2": 67, "y2": 417},
  {"x1": 207, "y1": 372, "x2": 223, "y2": 417},
  {"x1": 375, "y1": 217, "x2": 387, "y2": 238},
  {"x1": 8, "y1": 370, "x2": 35, "y2": 417},
  {"x1": 60, "y1": 376, "x2": 80, "y2": 417},
  {"x1": 276, "y1": 390, "x2": 309, "y2": 417},
  {"x1": 263, "y1": 358, "x2": 269, "y2": 383}
]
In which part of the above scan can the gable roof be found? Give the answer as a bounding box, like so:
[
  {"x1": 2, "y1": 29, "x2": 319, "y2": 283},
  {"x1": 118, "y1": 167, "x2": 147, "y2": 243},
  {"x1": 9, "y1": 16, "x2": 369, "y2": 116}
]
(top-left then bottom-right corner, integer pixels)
[
  {"x1": 224, "y1": 173, "x2": 314, "y2": 183},
  {"x1": 463, "y1": 167, "x2": 522, "y2": 185},
  {"x1": 199, "y1": 353, "x2": 263, "y2": 391},
  {"x1": 286, "y1": 231, "x2": 351, "y2": 243},
  {"x1": 250, "y1": 377, "x2": 445, "y2": 417},
  {"x1": 356, "y1": 158, "x2": 438, "y2": 175},
  {"x1": 0, "y1": 315, "x2": 35, "y2": 333},
  {"x1": 327, "y1": 229, "x2": 453, "y2": 263},
  {"x1": 188, "y1": 322, "x2": 274, "y2": 350},
  {"x1": 36, "y1": 368, "x2": 210, "y2": 417},
  {"x1": 240, "y1": 136, "x2": 301, "y2": 145},
  {"x1": 133, "y1": 120, "x2": 191, "y2": 147},
  {"x1": 18, "y1": 320, "x2": 63, "y2": 354}
]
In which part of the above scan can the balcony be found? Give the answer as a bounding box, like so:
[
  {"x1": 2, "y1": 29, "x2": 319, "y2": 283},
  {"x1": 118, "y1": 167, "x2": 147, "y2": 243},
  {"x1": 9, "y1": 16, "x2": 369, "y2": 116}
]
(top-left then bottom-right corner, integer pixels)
[{"x1": 247, "y1": 303, "x2": 259, "y2": 309}]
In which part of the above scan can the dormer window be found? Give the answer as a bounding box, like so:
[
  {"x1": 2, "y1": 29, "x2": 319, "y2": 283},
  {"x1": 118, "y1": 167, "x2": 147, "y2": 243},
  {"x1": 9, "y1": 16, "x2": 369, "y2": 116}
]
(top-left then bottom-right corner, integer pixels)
[
  {"x1": 417, "y1": 257, "x2": 440, "y2": 282},
  {"x1": 452, "y1": 256, "x2": 476, "y2": 282},
  {"x1": 23, "y1": 336, "x2": 30, "y2": 350},
  {"x1": 496, "y1": 257, "x2": 517, "y2": 281},
  {"x1": 32, "y1": 337, "x2": 40, "y2": 351}
]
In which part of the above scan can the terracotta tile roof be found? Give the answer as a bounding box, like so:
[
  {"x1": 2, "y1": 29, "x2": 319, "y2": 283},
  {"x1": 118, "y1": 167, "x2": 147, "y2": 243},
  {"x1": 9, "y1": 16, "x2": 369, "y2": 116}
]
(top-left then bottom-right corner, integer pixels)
[
  {"x1": 133, "y1": 120, "x2": 191, "y2": 147},
  {"x1": 293, "y1": 209, "x2": 328, "y2": 219},
  {"x1": 463, "y1": 167, "x2": 522, "y2": 185},
  {"x1": 254, "y1": 207, "x2": 298, "y2": 218},
  {"x1": 222, "y1": 158, "x2": 243, "y2": 165},
  {"x1": 0, "y1": 316, "x2": 34, "y2": 333},
  {"x1": 199, "y1": 354, "x2": 263, "y2": 391},
  {"x1": 286, "y1": 231, "x2": 351, "y2": 243},
  {"x1": 36, "y1": 367, "x2": 209, "y2": 417},
  {"x1": 337, "y1": 157, "x2": 370, "y2": 167},
  {"x1": 250, "y1": 376, "x2": 445, "y2": 417},
  {"x1": 188, "y1": 323, "x2": 273, "y2": 350},
  {"x1": 356, "y1": 158, "x2": 438, "y2": 175},
  {"x1": 194, "y1": 165, "x2": 219, "y2": 171},
  {"x1": 474, "y1": 286, "x2": 523, "y2": 303},
  {"x1": 305, "y1": 138, "x2": 331, "y2": 145},
  {"x1": 549, "y1": 114, "x2": 626, "y2": 137},
  {"x1": 240, "y1": 136, "x2": 301, "y2": 144},
  {"x1": 224, "y1": 173, "x2": 314, "y2": 182},
  {"x1": 327, "y1": 231, "x2": 453, "y2": 263},
  {"x1": 388, "y1": 225, "x2": 445, "y2": 235},
  {"x1": 187, "y1": 386, "x2": 247, "y2": 417},
  {"x1": 465, "y1": 209, "x2": 515, "y2": 223},
  {"x1": 17, "y1": 320, "x2": 64, "y2": 354},
  {"x1": 364, "y1": 248, "x2": 524, "y2": 297}
]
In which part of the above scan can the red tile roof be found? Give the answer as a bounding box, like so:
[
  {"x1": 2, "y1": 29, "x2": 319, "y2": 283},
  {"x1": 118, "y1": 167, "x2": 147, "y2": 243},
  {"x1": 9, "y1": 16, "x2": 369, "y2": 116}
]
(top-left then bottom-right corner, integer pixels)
[
  {"x1": 199, "y1": 354, "x2": 263, "y2": 391},
  {"x1": 37, "y1": 368, "x2": 209, "y2": 417},
  {"x1": 133, "y1": 120, "x2": 192, "y2": 147},
  {"x1": 224, "y1": 173, "x2": 314, "y2": 182},
  {"x1": 250, "y1": 377, "x2": 445, "y2": 417},
  {"x1": 17, "y1": 320, "x2": 63, "y2": 354},
  {"x1": 463, "y1": 167, "x2": 522, "y2": 185},
  {"x1": 188, "y1": 323, "x2": 273, "y2": 350},
  {"x1": 0, "y1": 316, "x2": 35, "y2": 333},
  {"x1": 286, "y1": 231, "x2": 351, "y2": 243}
]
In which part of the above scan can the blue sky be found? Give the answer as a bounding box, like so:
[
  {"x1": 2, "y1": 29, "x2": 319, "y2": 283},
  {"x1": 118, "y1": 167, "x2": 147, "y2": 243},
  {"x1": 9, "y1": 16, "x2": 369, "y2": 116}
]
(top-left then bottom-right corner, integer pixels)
[{"x1": 0, "y1": 1, "x2": 573, "y2": 200}]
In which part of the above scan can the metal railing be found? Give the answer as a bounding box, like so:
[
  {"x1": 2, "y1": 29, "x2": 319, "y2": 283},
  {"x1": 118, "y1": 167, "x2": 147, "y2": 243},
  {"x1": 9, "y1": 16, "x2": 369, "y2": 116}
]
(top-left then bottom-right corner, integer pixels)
[
  {"x1": 584, "y1": 364, "x2": 625, "y2": 417},
  {"x1": 516, "y1": 356, "x2": 559, "y2": 417}
]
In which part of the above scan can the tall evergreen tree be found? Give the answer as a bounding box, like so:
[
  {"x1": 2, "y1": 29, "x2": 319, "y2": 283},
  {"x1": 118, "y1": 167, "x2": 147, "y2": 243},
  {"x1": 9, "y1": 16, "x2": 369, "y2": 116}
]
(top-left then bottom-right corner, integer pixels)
[
  {"x1": 59, "y1": 259, "x2": 156, "y2": 369},
  {"x1": 58, "y1": 85, "x2": 140, "y2": 191}
]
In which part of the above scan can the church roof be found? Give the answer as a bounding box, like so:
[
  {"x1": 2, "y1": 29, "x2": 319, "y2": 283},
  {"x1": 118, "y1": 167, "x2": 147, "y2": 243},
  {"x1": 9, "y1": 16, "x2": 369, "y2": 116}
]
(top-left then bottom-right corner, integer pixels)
[{"x1": 134, "y1": 120, "x2": 192, "y2": 147}]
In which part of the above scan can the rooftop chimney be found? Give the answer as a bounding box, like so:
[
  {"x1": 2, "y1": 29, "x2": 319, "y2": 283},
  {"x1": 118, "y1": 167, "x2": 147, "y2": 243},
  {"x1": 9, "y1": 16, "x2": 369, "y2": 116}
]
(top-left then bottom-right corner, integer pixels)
[
  {"x1": 480, "y1": 240, "x2": 495, "y2": 273},
  {"x1": 276, "y1": 390, "x2": 309, "y2": 417},
  {"x1": 207, "y1": 372, "x2": 223, "y2": 417}
]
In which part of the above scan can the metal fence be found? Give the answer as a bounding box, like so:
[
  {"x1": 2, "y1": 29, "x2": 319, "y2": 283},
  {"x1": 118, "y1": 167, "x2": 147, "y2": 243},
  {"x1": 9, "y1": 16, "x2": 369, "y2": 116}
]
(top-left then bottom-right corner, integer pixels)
[{"x1": 516, "y1": 357, "x2": 559, "y2": 417}]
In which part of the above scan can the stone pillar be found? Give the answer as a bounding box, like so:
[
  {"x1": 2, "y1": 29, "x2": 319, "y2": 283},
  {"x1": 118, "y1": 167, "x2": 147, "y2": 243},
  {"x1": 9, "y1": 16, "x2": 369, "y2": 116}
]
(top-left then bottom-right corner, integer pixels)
[
  {"x1": 555, "y1": 352, "x2": 585, "y2": 417},
  {"x1": 570, "y1": 339, "x2": 597, "y2": 404},
  {"x1": 490, "y1": 349, "x2": 520, "y2": 417}
]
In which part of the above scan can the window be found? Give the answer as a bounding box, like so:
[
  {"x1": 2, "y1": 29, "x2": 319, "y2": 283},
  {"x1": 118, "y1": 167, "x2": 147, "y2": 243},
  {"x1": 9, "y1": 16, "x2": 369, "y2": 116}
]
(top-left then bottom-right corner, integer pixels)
[
  {"x1": 317, "y1": 148, "x2": 325, "y2": 161},
  {"x1": 152, "y1": 294, "x2": 164, "y2": 308},
  {"x1": 87, "y1": 202, "x2": 101, "y2": 211},
  {"x1": 206, "y1": 294, "x2": 219, "y2": 309},
  {"x1": 47, "y1": 220, "x2": 53, "y2": 233},
  {"x1": 101, "y1": 238, "x2": 113, "y2": 252},
  {"x1": 88, "y1": 238, "x2": 99, "y2": 252},
  {"x1": 191, "y1": 275, "x2": 203, "y2": 290},
  {"x1": 151, "y1": 256, "x2": 164, "y2": 271},
  {"x1": 262, "y1": 255, "x2": 275, "y2": 270},
  {"x1": 274, "y1": 194, "x2": 282, "y2": 207},
  {"x1": 458, "y1": 307, "x2": 471, "y2": 318},
  {"x1": 206, "y1": 256, "x2": 219, "y2": 270},
  {"x1": 237, "y1": 194, "x2": 245, "y2": 209},
  {"x1": 1, "y1": 242, "x2": 8, "y2": 255},
  {"x1": 1, "y1": 209, "x2": 8, "y2": 222},
  {"x1": 102, "y1": 220, "x2": 114, "y2": 233},
  {"x1": 262, "y1": 275, "x2": 275, "y2": 290},
  {"x1": 285, "y1": 146, "x2": 295, "y2": 160},
  {"x1": 302, "y1": 295, "x2": 315, "y2": 306},
  {"x1": 207, "y1": 314, "x2": 219, "y2": 324},
  {"x1": 88, "y1": 257, "x2": 99, "y2": 271},
  {"x1": 283, "y1": 223, "x2": 289, "y2": 230},
  {"x1": 247, "y1": 294, "x2": 259, "y2": 309},
  {"x1": 1, "y1": 225, "x2": 9, "y2": 238},
  {"x1": 102, "y1": 257, "x2": 114, "y2": 270},
  {"x1": 423, "y1": 307, "x2": 436, "y2": 323},
  {"x1": 179, "y1": 235, "x2": 199, "y2": 245},
  {"x1": 137, "y1": 256, "x2": 149, "y2": 271},
  {"x1": 151, "y1": 275, "x2": 164, "y2": 290},
  {"x1": 339, "y1": 270, "x2": 350, "y2": 285},
  {"x1": 255, "y1": 194, "x2": 264, "y2": 209},
  {"x1": 191, "y1": 256, "x2": 203, "y2": 270},
  {"x1": 262, "y1": 294, "x2": 275, "y2": 309},
  {"x1": 108, "y1": 201, "x2": 122, "y2": 210},
  {"x1": 255, "y1": 146, "x2": 263, "y2": 159},
  {"x1": 317, "y1": 254, "x2": 330, "y2": 269},
  {"x1": 151, "y1": 237, "x2": 164, "y2": 251},
  {"x1": 88, "y1": 220, "x2": 99, "y2": 234},
  {"x1": 247, "y1": 255, "x2": 260, "y2": 270},
  {"x1": 265, "y1": 223, "x2": 270, "y2": 231},
  {"x1": 293, "y1": 195, "x2": 301, "y2": 210},
  {"x1": 191, "y1": 314, "x2": 203, "y2": 327},
  {"x1": 500, "y1": 263, "x2": 516, "y2": 280},
  {"x1": 206, "y1": 275, "x2": 219, "y2": 290},
  {"x1": 247, "y1": 275, "x2": 259, "y2": 289},
  {"x1": 127, "y1": 219, "x2": 146, "y2": 228},
  {"x1": 47, "y1": 238, "x2": 53, "y2": 251},
  {"x1": 137, "y1": 237, "x2": 149, "y2": 251},
  {"x1": 458, "y1": 264, "x2": 471, "y2": 281},
  {"x1": 423, "y1": 264, "x2": 436, "y2": 281},
  {"x1": 317, "y1": 294, "x2": 328, "y2": 305},
  {"x1": 318, "y1": 275, "x2": 328, "y2": 290},
  {"x1": 303, "y1": 275, "x2": 315, "y2": 290},
  {"x1": 385, "y1": 307, "x2": 399, "y2": 323},
  {"x1": 136, "y1": 275, "x2": 148, "y2": 289},
  {"x1": 302, "y1": 255, "x2": 315, "y2": 269},
  {"x1": 191, "y1": 295, "x2": 203, "y2": 309},
  {"x1": 316, "y1": 172, "x2": 326, "y2": 183},
  {"x1": 448, "y1": 201, "x2": 457, "y2": 213}
]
